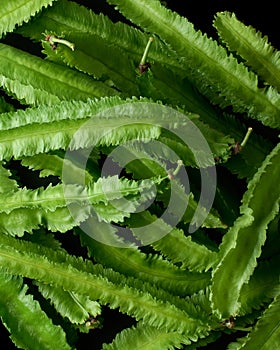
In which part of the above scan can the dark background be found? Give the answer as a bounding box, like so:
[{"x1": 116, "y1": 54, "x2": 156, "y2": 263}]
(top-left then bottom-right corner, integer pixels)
[{"x1": 1, "y1": 1, "x2": 279, "y2": 349}]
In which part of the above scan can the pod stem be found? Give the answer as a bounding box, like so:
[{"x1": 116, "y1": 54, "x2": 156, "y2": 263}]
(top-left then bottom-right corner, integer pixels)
[
  {"x1": 240, "y1": 127, "x2": 253, "y2": 148},
  {"x1": 139, "y1": 37, "x2": 154, "y2": 74},
  {"x1": 140, "y1": 37, "x2": 154, "y2": 65},
  {"x1": 45, "y1": 34, "x2": 75, "y2": 51},
  {"x1": 168, "y1": 160, "x2": 184, "y2": 180}
]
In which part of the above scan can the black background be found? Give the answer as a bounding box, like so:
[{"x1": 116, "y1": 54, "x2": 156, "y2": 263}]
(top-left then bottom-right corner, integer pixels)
[{"x1": 1, "y1": 1, "x2": 279, "y2": 349}]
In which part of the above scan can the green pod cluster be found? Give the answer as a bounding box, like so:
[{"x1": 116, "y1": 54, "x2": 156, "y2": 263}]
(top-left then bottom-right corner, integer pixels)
[{"x1": 0, "y1": 0, "x2": 279, "y2": 348}]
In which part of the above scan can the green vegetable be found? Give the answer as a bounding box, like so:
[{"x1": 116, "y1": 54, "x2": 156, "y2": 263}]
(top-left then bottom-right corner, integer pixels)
[{"x1": 0, "y1": 0, "x2": 279, "y2": 349}]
